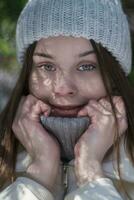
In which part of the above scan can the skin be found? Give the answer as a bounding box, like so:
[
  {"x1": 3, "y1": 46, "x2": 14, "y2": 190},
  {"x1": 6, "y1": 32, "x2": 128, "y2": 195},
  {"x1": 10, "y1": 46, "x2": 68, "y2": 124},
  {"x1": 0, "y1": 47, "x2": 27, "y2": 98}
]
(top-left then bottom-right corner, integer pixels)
[
  {"x1": 12, "y1": 36, "x2": 127, "y2": 192},
  {"x1": 30, "y1": 36, "x2": 106, "y2": 108}
]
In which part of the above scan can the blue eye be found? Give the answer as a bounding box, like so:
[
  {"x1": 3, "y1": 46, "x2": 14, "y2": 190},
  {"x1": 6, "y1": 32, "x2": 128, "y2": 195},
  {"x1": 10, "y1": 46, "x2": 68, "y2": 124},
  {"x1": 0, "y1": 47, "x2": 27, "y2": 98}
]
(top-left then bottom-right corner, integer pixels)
[
  {"x1": 78, "y1": 64, "x2": 96, "y2": 71},
  {"x1": 40, "y1": 64, "x2": 56, "y2": 71}
]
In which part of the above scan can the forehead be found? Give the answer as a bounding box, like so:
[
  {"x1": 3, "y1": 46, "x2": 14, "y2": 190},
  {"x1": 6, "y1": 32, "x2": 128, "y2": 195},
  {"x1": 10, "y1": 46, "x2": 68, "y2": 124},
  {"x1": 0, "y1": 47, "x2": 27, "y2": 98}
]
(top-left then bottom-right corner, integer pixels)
[{"x1": 34, "y1": 36, "x2": 93, "y2": 54}]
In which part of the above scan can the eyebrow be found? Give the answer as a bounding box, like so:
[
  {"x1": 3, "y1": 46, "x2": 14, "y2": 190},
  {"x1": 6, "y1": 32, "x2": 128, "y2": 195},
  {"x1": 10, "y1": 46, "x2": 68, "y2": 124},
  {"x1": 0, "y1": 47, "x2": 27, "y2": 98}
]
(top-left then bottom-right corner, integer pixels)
[
  {"x1": 33, "y1": 50, "x2": 95, "y2": 59},
  {"x1": 79, "y1": 50, "x2": 95, "y2": 57}
]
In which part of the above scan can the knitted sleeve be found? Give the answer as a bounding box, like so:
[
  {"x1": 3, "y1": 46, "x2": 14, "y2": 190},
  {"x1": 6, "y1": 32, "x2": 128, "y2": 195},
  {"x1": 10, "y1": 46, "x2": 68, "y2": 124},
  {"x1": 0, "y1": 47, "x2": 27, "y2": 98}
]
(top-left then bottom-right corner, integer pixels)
[
  {"x1": 0, "y1": 177, "x2": 54, "y2": 200},
  {"x1": 64, "y1": 178, "x2": 123, "y2": 200}
]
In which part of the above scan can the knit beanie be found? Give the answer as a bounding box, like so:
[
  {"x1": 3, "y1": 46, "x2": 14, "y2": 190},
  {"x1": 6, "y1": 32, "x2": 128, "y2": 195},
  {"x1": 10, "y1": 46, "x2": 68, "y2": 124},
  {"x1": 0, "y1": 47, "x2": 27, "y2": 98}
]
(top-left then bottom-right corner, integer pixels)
[{"x1": 16, "y1": 0, "x2": 132, "y2": 75}]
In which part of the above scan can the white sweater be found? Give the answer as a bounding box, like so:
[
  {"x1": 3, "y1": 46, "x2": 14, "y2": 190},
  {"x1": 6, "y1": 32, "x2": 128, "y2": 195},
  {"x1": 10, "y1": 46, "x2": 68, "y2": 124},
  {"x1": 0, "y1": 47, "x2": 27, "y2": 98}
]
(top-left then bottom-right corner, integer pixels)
[{"x1": 0, "y1": 137, "x2": 134, "y2": 200}]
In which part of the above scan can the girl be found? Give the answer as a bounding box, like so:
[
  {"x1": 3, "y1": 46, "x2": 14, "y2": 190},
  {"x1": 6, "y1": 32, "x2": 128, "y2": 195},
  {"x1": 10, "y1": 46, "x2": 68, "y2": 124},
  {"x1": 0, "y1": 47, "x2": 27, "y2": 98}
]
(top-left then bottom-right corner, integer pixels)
[{"x1": 0, "y1": 0, "x2": 134, "y2": 199}]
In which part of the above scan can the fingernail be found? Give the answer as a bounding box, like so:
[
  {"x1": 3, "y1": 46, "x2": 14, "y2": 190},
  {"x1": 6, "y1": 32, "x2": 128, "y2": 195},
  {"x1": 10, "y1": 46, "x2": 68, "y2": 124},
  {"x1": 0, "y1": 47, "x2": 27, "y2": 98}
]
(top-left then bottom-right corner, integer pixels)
[
  {"x1": 44, "y1": 111, "x2": 49, "y2": 117},
  {"x1": 77, "y1": 111, "x2": 85, "y2": 116}
]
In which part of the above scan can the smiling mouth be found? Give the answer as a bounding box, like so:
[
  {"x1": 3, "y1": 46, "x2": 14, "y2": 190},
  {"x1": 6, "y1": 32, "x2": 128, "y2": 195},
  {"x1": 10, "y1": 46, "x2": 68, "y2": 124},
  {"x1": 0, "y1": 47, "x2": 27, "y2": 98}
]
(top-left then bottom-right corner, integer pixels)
[{"x1": 49, "y1": 104, "x2": 85, "y2": 117}]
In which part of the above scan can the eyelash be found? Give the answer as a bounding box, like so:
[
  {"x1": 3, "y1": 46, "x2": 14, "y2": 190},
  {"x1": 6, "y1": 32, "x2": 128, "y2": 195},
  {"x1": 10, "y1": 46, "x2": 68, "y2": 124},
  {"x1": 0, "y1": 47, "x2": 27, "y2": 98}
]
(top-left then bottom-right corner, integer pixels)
[
  {"x1": 38, "y1": 63, "x2": 96, "y2": 72},
  {"x1": 39, "y1": 64, "x2": 56, "y2": 71},
  {"x1": 77, "y1": 64, "x2": 96, "y2": 71}
]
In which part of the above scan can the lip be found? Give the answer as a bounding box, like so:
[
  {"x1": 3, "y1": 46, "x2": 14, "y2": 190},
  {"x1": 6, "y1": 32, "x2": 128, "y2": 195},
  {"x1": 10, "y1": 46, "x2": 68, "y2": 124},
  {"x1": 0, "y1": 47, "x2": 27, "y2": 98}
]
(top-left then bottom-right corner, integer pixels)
[
  {"x1": 50, "y1": 104, "x2": 84, "y2": 110},
  {"x1": 49, "y1": 103, "x2": 85, "y2": 117}
]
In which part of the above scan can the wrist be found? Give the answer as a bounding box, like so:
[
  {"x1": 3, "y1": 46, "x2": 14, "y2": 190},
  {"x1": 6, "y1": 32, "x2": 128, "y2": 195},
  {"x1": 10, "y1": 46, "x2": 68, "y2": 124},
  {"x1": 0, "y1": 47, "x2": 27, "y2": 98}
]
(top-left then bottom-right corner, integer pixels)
[
  {"x1": 76, "y1": 160, "x2": 105, "y2": 187},
  {"x1": 26, "y1": 160, "x2": 60, "y2": 192}
]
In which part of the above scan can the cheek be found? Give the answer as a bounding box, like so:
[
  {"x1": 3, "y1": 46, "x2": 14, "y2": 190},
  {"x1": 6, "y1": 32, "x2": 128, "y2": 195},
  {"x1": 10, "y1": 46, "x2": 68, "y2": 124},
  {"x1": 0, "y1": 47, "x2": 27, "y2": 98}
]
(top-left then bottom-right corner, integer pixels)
[
  {"x1": 78, "y1": 74, "x2": 107, "y2": 98},
  {"x1": 29, "y1": 71, "x2": 53, "y2": 98}
]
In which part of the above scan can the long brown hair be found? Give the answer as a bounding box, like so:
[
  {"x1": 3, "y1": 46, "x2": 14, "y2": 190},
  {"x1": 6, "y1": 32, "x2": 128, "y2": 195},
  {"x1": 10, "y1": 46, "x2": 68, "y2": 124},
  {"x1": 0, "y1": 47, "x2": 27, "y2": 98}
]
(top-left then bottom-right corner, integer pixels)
[
  {"x1": 0, "y1": 42, "x2": 36, "y2": 187},
  {"x1": 91, "y1": 39, "x2": 134, "y2": 199},
  {"x1": 0, "y1": 40, "x2": 134, "y2": 199},
  {"x1": 91, "y1": 39, "x2": 134, "y2": 163}
]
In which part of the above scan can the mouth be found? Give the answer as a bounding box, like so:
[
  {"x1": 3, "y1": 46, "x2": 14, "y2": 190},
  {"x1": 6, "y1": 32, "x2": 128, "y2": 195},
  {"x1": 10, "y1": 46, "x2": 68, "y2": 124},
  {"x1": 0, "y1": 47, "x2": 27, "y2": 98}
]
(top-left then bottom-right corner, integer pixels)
[{"x1": 49, "y1": 104, "x2": 85, "y2": 117}]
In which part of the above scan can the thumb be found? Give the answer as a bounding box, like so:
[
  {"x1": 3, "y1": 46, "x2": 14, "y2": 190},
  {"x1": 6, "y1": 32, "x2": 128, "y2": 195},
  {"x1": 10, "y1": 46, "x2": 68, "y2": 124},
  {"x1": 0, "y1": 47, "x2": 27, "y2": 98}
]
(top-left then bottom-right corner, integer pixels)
[{"x1": 77, "y1": 106, "x2": 88, "y2": 117}]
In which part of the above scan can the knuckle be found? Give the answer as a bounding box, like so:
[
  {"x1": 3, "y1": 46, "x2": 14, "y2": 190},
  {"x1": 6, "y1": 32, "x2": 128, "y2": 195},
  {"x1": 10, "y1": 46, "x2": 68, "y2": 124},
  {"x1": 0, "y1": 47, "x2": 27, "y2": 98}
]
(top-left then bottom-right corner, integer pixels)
[
  {"x1": 99, "y1": 98, "x2": 106, "y2": 103},
  {"x1": 112, "y1": 96, "x2": 122, "y2": 103},
  {"x1": 36, "y1": 100, "x2": 42, "y2": 107},
  {"x1": 12, "y1": 119, "x2": 22, "y2": 135},
  {"x1": 26, "y1": 94, "x2": 34, "y2": 103},
  {"x1": 99, "y1": 98, "x2": 110, "y2": 105},
  {"x1": 27, "y1": 94, "x2": 33, "y2": 99},
  {"x1": 31, "y1": 102, "x2": 37, "y2": 109}
]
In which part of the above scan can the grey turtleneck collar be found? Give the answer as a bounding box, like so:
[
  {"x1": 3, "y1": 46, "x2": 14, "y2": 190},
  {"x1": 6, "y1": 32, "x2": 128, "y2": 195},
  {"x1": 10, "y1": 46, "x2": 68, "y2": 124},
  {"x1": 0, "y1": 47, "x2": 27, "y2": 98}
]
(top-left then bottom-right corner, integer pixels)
[{"x1": 40, "y1": 116, "x2": 90, "y2": 161}]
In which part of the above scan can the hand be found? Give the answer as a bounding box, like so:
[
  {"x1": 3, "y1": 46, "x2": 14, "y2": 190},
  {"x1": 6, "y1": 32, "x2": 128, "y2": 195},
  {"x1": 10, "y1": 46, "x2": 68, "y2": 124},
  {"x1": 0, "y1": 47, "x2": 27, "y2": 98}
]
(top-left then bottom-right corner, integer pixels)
[
  {"x1": 12, "y1": 94, "x2": 61, "y2": 192},
  {"x1": 74, "y1": 96, "x2": 128, "y2": 186}
]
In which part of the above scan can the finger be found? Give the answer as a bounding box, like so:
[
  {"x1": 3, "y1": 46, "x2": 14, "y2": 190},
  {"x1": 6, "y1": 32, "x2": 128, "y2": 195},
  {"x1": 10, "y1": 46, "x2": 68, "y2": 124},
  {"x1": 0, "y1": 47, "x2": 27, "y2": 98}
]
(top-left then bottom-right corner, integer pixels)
[
  {"x1": 89, "y1": 99, "x2": 112, "y2": 115},
  {"x1": 77, "y1": 100, "x2": 101, "y2": 117},
  {"x1": 29, "y1": 100, "x2": 51, "y2": 121},
  {"x1": 99, "y1": 98, "x2": 112, "y2": 112},
  {"x1": 77, "y1": 102, "x2": 99, "y2": 117},
  {"x1": 112, "y1": 96, "x2": 126, "y2": 117},
  {"x1": 22, "y1": 94, "x2": 38, "y2": 113},
  {"x1": 77, "y1": 106, "x2": 88, "y2": 116},
  {"x1": 79, "y1": 105, "x2": 103, "y2": 126},
  {"x1": 99, "y1": 97, "x2": 126, "y2": 118}
]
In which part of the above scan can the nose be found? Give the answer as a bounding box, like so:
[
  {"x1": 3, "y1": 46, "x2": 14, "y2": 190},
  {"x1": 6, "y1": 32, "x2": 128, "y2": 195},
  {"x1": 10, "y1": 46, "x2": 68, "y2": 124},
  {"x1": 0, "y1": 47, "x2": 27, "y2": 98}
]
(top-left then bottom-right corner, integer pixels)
[{"x1": 53, "y1": 76, "x2": 77, "y2": 97}]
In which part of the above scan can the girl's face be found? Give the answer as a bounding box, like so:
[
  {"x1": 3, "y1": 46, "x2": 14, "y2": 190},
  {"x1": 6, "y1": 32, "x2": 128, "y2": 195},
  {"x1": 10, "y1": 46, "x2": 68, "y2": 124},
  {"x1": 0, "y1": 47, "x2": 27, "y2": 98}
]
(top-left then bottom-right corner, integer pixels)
[{"x1": 29, "y1": 36, "x2": 107, "y2": 116}]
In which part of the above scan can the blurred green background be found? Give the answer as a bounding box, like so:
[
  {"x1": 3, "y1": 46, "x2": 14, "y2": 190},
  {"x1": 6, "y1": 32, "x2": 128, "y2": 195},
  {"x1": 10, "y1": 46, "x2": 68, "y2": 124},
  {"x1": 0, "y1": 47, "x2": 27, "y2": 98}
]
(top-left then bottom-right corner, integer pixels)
[
  {"x1": 0, "y1": 0, "x2": 27, "y2": 71},
  {"x1": 0, "y1": 0, "x2": 134, "y2": 111}
]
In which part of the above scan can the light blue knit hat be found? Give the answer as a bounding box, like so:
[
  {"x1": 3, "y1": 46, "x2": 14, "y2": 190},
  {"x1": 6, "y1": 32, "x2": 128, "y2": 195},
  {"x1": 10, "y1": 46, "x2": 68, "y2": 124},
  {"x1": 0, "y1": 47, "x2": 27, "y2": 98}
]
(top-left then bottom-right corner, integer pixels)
[{"x1": 16, "y1": 0, "x2": 132, "y2": 74}]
